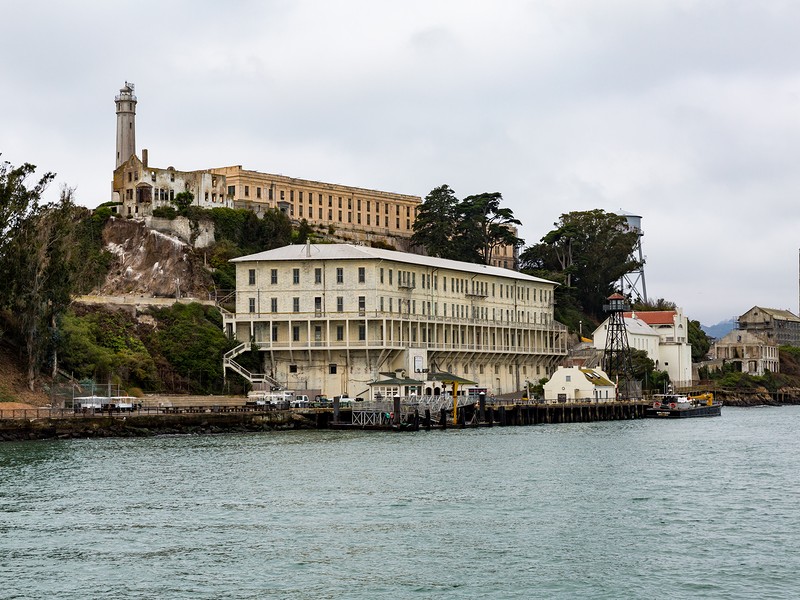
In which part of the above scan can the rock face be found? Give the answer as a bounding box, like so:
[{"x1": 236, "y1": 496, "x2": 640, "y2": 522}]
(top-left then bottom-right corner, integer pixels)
[{"x1": 97, "y1": 218, "x2": 215, "y2": 298}]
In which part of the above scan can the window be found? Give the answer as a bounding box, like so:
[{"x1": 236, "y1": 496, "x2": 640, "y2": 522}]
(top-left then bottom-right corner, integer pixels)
[
  {"x1": 358, "y1": 325, "x2": 366, "y2": 341},
  {"x1": 292, "y1": 326, "x2": 300, "y2": 342},
  {"x1": 337, "y1": 297, "x2": 344, "y2": 312},
  {"x1": 271, "y1": 269, "x2": 278, "y2": 284},
  {"x1": 329, "y1": 364, "x2": 337, "y2": 374},
  {"x1": 248, "y1": 269, "x2": 256, "y2": 285},
  {"x1": 358, "y1": 296, "x2": 366, "y2": 315},
  {"x1": 228, "y1": 185, "x2": 235, "y2": 197},
  {"x1": 256, "y1": 187, "x2": 261, "y2": 199},
  {"x1": 293, "y1": 297, "x2": 300, "y2": 312},
  {"x1": 248, "y1": 298, "x2": 255, "y2": 313},
  {"x1": 336, "y1": 268, "x2": 343, "y2": 284},
  {"x1": 315, "y1": 268, "x2": 322, "y2": 284},
  {"x1": 289, "y1": 364, "x2": 298, "y2": 373},
  {"x1": 244, "y1": 185, "x2": 249, "y2": 197},
  {"x1": 336, "y1": 326, "x2": 344, "y2": 341},
  {"x1": 358, "y1": 267, "x2": 365, "y2": 283},
  {"x1": 380, "y1": 268, "x2": 384, "y2": 284},
  {"x1": 293, "y1": 268, "x2": 300, "y2": 284},
  {"x1": 271, "y1": 298, "x2": 278, "y2": 312},
  {"x1": 272, "y1": 326, "x2": 278, "y2": 342}
]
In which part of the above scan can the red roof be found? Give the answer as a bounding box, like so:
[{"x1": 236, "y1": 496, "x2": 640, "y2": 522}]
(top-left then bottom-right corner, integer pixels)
[{"x1": 624, "y1": 310, "x2": 676, "y2": 325}]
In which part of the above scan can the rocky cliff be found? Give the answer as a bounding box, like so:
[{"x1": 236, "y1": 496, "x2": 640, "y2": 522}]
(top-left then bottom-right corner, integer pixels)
[{"x1": 96, "y1": 218, "x2": 215, "y2": 298}]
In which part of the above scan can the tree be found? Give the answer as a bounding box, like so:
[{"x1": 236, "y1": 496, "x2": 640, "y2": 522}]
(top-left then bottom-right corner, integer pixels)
[
  {"x1": 0, "y1": 158, "x2": 54, "y2": 256},
  {"x1": 296, "y1": 218, "x2": 312, "y2": 244},
  {"x1": 410, "y1": 185, "x2": 460, "y2": 260},
  {"x1": 520, "y1": 210, "x2": 641, "y2": 318},
  {"x1": 688, "y1": 319, "x2": 711, "y2": 363},
  {"x1": 1, "y1": 186, "x2": 91, "y2": 389},
  {"x1": 172, "y1": 191, "x2": 194, "y2": 213},
  {"x1": 411, "y1": 185, "x2": 523, "y2": 265},
  {"x1": 630, "y1": 348, "x2": 670, "y2": 392},
  {"x1": 458, "y1": 192, "x2": 524, "y2": 265},
  {"x1": 259, "y1": 208, "x2": 292, "y2": 251}
]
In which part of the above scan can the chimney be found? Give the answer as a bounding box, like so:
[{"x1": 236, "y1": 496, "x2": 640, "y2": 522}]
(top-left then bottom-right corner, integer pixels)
[{"x1": 142, "y1": 148, "x2": 148, "y2": 168}]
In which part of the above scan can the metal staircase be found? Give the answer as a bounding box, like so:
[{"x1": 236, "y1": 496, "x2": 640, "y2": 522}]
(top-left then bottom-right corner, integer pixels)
[{"x1": 223, "y1": 343, "x2": 284, "y2": 389}]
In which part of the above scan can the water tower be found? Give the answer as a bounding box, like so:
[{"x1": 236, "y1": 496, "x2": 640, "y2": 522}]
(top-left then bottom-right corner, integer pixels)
[{"x1": 617, "y1": 210, "x2": 647, "y2": 304}]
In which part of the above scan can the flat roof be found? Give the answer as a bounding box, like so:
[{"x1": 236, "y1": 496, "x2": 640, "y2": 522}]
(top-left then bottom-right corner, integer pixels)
[{"x1": 232, "y1": 243, "x2": 556, "y2": 285}]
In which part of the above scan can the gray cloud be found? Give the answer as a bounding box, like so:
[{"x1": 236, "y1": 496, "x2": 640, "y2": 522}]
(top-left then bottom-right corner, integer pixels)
[{"x1": 2, "y1": 0, "x2": 800, "y2": 324}]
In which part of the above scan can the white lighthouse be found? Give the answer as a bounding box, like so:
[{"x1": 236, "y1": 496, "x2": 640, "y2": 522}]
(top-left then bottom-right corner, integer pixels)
[{"x1": 115, "y1": 82, "x2": 137, "y2": 168}]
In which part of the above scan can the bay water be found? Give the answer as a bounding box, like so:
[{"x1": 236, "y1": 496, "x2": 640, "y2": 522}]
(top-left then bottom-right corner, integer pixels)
[{"x1": 2, "y1": 407, "x2": 799, "y2": 599}]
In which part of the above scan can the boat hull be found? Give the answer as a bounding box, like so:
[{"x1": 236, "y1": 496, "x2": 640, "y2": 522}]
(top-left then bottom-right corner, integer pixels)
[{"x1": 645, "y1": 404, "x2": 722, "y2": 418}]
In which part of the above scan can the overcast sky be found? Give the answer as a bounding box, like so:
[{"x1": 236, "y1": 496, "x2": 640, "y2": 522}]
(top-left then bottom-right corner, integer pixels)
[{"x1": 2, "y1": 0, "x2": 799, "y2": 326}]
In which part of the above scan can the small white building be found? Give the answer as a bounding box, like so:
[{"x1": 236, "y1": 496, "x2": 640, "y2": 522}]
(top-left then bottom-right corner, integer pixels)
[{"x1": 543, "y1": 366, "x2": 616, "y2": 403}]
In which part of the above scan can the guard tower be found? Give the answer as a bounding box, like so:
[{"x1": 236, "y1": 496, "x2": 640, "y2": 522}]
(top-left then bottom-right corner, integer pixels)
[
  {"x1": 617, "y1": 210, "x2": 647, "y2": 304},
  {"x1": 115, "y1": 82, "x2": 137, "y2": 168},
  {"x1": 602, "y1": 293, "x2": 640, "y2": 401}
]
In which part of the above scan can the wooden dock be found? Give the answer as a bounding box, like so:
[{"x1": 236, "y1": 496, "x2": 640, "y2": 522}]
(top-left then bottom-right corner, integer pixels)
[{"x1": 0, "y1": 400, "x2": 650, "y2": 441}]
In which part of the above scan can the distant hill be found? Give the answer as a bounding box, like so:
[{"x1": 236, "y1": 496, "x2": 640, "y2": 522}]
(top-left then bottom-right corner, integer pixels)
[{"x1": 701, "y1": 318, "x2": 736, "y2": 340}]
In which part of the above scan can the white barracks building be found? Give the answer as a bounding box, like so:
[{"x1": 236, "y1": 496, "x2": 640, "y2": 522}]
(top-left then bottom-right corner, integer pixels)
[{"x1": 222, "y1": 244, "x2": 568, "y2": 398}]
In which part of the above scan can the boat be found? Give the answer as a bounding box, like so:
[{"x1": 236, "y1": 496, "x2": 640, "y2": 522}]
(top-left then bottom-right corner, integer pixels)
[{"x1": 645, "y1": 392, "x2": 722, "y2": 418}]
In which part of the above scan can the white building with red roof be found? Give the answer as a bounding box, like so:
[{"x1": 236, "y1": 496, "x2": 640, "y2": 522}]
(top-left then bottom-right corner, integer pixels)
[{"x1": 592, "y1": 307, "x2": 694, "y2": 387}]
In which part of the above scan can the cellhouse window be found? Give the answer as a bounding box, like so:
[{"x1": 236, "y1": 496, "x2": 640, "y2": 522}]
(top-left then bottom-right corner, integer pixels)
[
  {"x1": 336, "y1": 268, "x2": 344, "y2": 284},
  {"x1": 271, "y1": 269, "x2": 278, "y2": 284},
  {"x1": 293, "y1": 298, "x2": 300, "y2": 312},
  {"x1": 358, "y1": 267, "x2": 365, "y2": 283},
  {"x1": 248, "y1": 269, "x2": 256, "y2": 285},
  {"x1": 248, "y1": 298, "x2": 255, "y2": 313},
  {"x1": 329, "y1": 364, "x2": 337, "y2": 374},
  {"x1": 315, "y1": 268, "x2": 322, "y2": 284},
  {"x1": 293, "y1": 268, "x2": 300, "y2": 284}
]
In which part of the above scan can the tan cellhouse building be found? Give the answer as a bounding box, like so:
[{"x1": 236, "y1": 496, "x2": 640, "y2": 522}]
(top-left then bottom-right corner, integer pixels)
[
  {"x1": 209, "y1": 165, "x2": 422, "y2": 252},
  {"x1": 221, "y1": 243, "x2": 568, "y2": 398}
]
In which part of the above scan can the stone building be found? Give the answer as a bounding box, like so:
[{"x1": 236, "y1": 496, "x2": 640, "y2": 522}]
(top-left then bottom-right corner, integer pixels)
[
  {"x1": 712, "y1": 329, "x2": 779, "y2": 376},
  {"x1": 738, "y1": 306, "x2": 800, "y2": 347},
  {"x1": 209, "y1": 165, "x2": 422, "y2": 252},
  {"x1": 113, "y1": 153, "x2": 232, "y2": 217},
  {"x1": 221, "y1": 243, "x2": 568, "y2": 398}
]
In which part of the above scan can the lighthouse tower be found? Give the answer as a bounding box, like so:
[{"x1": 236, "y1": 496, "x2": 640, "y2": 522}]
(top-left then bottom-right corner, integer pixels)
[{"x1": 115, "y1": 82, "x2": 137, "y2": 168}]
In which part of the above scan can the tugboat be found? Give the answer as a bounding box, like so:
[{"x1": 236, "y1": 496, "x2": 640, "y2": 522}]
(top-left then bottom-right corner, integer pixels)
[{"x1": 646, "y1": 392, "x2": 722, "y2": 418}]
